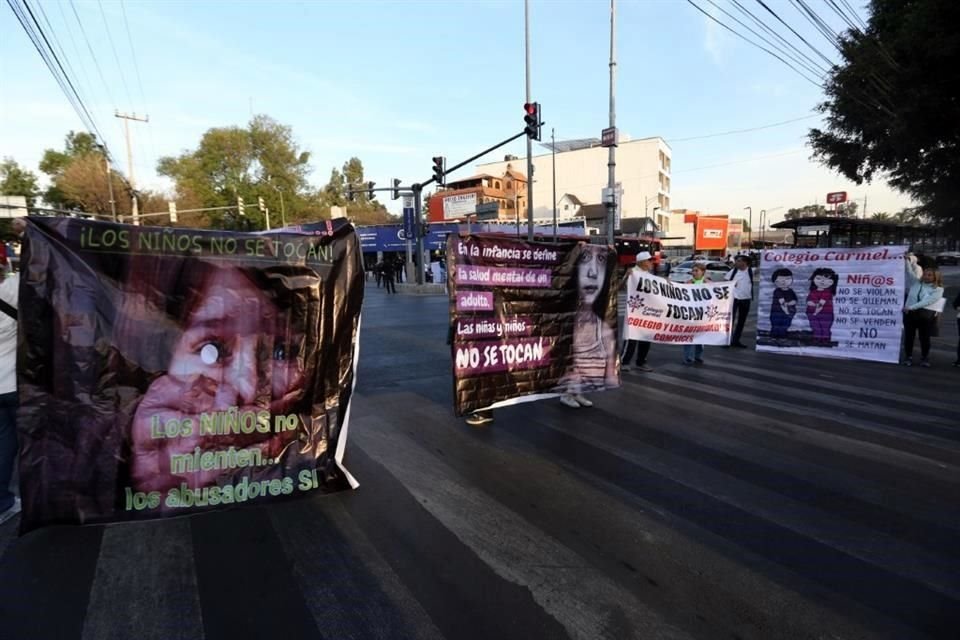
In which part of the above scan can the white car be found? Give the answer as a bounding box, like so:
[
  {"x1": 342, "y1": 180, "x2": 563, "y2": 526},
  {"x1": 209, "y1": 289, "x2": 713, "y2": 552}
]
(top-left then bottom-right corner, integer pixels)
[{"x1": 668, "y1": 260, "x2": 731, "y2": 283}]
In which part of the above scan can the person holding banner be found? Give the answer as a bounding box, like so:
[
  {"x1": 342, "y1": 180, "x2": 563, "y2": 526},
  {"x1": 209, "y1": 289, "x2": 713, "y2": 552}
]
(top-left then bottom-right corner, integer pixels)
[
  {"x1": 724, "y1": 255, "x2": 754, "y2": 348},
  {"x1": 682, "y1": 264, "x2": 709, "y2": 366},
  {"x1": 0, "y1": 271, "x2": 19, "y2": 524},
  {"x1": 620, "y1": 251, "x2": 655, "y2": 372},
  {"x1": 559, "y1": 244, "x2": 618, "y2": 408},
  {"x1": 902, "y1": 258, "x2": 944, "y2": 367}
]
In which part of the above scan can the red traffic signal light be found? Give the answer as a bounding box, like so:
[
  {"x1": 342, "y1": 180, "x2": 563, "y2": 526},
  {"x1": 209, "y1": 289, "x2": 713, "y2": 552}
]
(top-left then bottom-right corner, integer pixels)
[{"x1": 523, "y1": 102, "x2": 541, "y2": 141}]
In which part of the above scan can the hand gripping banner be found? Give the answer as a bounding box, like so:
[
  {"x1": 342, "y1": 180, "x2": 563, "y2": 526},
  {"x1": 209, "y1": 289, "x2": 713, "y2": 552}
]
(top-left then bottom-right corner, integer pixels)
[
  {"x1": 17, "y1": 217, "x2": 363, "y2": 532},
  {"x1": 447, "y1": 234, "x2": 620, "y2": 416}
]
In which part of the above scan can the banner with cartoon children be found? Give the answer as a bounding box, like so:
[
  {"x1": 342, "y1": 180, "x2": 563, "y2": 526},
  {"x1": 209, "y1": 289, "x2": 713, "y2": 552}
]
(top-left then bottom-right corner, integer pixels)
[
  {"x1": 447, "y1": 235, "x2": 620, "y2": 416},
  {"x1": 17, "y1": 217, "x2": 364, "y2": 532},
  {"x1": 756, "y1": 246, "x2": 907, "y2": 363},
  {"x1": 624, "y1": 271, "x2": 734, "y2": 345}
]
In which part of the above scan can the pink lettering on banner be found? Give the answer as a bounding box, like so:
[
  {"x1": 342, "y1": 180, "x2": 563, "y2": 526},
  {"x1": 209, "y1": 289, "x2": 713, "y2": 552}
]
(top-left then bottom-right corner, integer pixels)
[
  {"x1": 454, "y1": 338, "x2": 551, "y2": 374},
  {"x1": 456, "y1": 265, "x2": 552, "y2": 288},
  {"x1": 457, "y1": 291, "x2": 493, "y2": 311}
]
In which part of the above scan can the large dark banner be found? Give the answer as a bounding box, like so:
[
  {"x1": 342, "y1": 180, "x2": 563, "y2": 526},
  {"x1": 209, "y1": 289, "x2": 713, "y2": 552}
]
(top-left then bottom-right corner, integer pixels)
[
  {"x1": 18, "y1": 217, "x2": 363, "y2": 532},
  {"x1": 447, "y1": 234, "x2": 619, "y2": 416}
]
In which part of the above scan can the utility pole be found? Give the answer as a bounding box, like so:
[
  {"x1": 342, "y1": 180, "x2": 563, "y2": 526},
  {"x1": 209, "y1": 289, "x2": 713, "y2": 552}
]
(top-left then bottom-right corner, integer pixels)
[
  {"x1": 606, "y1": 0, "x2": 617, "y2": 245},
  {"x1": 413, "y1": 184, "x2": 425, "y2": 285},
  {"x1": 116, "y1": 111, "x2": 148, "y2": 225},
  {"x1": 524, "y1": 0, "x2": 534, "y2": 241},
  {"x1": 551, "y1": 127, "x2": 557, "y2": 239},
  {"x1": 744, "y1": 206, "x2": 752, "y2": 247},
  {"x1": 97, "y1": 144, "x2": 117, "y2": 222}
]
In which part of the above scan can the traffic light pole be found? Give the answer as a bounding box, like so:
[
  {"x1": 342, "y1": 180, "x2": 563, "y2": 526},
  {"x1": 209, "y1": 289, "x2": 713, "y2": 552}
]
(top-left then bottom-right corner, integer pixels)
[{"x1": 413, "y1": 184, "x2": 425, "y2": 285}]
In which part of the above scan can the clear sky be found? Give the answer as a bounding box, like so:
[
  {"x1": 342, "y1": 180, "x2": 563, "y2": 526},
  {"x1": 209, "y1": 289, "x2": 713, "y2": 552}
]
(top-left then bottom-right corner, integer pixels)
[{"x1": 0, "y1": 0, "x2": 912, "y2": 224}]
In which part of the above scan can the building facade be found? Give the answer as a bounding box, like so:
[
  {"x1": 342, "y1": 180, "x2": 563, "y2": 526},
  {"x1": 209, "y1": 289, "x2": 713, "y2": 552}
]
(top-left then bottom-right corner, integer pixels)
[
  {"x1": 426, "y1": 165, "x2": 528, "y2": 223},
  {"x1": 475, "y1": 137, "x2": 671, "y2": 226}
]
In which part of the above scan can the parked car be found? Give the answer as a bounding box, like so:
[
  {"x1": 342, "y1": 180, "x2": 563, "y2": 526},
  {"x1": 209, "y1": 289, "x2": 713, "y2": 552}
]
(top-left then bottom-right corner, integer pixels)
[
  {"x1": 668, "y1": 260, "x2": 731, "y2": 283},
  {"x1": 934, "y1": 251, "x2": 960, "y2": 266}
]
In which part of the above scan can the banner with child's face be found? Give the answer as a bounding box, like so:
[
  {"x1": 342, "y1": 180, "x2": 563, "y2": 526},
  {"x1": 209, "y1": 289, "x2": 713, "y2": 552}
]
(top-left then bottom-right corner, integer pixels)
[
  {"x1": 447, "y1": 234, "x2": 620, "y2": 416},
  {"x1": 17, "y1": 217, "x2": 364, "y2": 532}
]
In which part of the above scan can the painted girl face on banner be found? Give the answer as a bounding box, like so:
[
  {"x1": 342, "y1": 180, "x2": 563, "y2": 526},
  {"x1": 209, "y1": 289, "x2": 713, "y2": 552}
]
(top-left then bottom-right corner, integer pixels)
[
  {"x1": 577, "y1": 246, "x2": 608, "y2": 306},
  {"x1": 168, "y1": 268, "x2": 305, "y2": 405},
  {"x1": 813, "y1": 272, "x2": 835, "y2": 290}
]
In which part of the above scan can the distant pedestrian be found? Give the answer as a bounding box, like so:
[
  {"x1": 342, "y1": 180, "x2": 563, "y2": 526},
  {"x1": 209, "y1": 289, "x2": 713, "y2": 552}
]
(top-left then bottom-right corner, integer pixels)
[
  {"x1": 725, "y1": 255, "x2": 753, "y2": 348},
  {"x1": 620, "y1": 251, "x2": 655, "y2": 372},
  {"x1": 682, "y1": 263, "x2": 708, "y2": 366},
  {"x1": 382, "y1": 260, "x2": 396, "y2": 294},
  {"x1": 902, "y1": 257, "x2": 944, "y2": 367},
  {"x1": 374, "y1": 262, "x2": 383, "y2": 288},
  {"x1": 953, "y1": 289, "x2": 959, "y2": 368},
  {"x1": 0, "y1": 270, "x2": 20, "y2": 525}
]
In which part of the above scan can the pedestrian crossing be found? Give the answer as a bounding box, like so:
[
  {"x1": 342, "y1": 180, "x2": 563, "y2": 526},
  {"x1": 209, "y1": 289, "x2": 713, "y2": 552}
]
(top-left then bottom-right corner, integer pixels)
[{"x1": 0, "y1": 287, "x2": 957, "y2": 639}]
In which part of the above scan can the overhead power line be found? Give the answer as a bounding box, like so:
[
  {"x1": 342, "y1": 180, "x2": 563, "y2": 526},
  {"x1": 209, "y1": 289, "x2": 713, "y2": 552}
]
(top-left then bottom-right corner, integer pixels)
[
  {"x1": 668, "y1": 114, "x2": 819, "y2": 143},
  {"x1": 69, "y1": 0, "x2": 116, "y2": 109},
  {"x1": 752, "y1": 0, "x2": 835, "y2": 68},
  {"x1": 728, "y1": 0, "x2": 829, "y2": 76},
  {"x1": 684, "y1": 0, "x2": 824, "y2": 87},
  {"x1": 6, "y1": 0, "x2": 106, "y2": 143},
  {"x1": 702, "y1": 0, "x2": 826, "y2": 80},
  {"x1": 97, "y1": 0, "x2": 134, "y2": 109}
]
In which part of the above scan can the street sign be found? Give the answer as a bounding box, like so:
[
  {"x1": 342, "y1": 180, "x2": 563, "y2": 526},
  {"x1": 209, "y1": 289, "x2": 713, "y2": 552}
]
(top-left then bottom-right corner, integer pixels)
[
  {"x1": 601, "y1": 127, "x2": 618, "y2": 147},
  {"x1": 826, "y1": 191, "x2": 847, "y2": 204},
  {"x1": 402, "y1": 196, "x2": 416, "y2": 239}
]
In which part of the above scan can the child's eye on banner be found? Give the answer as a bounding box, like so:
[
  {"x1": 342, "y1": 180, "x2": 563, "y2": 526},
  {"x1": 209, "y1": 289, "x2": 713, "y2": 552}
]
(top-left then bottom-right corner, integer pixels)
[
  {"x1": 199, "y1": 341, "x2": 225, "y2": 365},
  {"x1": 273, "y1": 339, "x2": 302, "y2": 362}
]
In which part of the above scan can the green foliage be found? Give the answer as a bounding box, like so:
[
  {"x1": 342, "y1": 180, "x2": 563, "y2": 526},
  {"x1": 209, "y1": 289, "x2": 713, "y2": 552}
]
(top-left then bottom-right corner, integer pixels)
[
  {"x1": 39, "y1": 131, "x2": 108, "y2": 209},
  {"x1": 157, "y1": 115, "x2": 312, "y2": 228},
  {"x1": 0, "y1": 158, "x2": 39, "y2": 206},
  {"x1": 809, "y1": 0, "x2": 960, "y2": 227}
]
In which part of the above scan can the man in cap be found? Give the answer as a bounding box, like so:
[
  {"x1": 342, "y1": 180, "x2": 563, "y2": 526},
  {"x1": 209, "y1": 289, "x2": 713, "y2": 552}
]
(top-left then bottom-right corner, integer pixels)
[
  {"x1": 724, "y1": 254, "x2": 753, "y2": 348},
  {"x1": 620, "y1": 251, "x2": 655, "y2": 372}
]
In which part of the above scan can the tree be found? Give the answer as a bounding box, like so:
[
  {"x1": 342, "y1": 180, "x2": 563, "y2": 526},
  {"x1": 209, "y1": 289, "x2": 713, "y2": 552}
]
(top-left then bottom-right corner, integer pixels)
[
  {"x1": 39, "y1": 131, "x2": 115, "y2": 210},
  {"x1": 157, "y1": 115, "x2": 312, "y2": 228},
  {"x1": 871, "y1": 212, "x2": 893, "y2": 222},
  {"x1": 809, "y1": 0, "x2": 960, "y2": 228},
  {"x1": 0, "y1": 158, "x2": 39, "y2": 206},
  {"x1": 836, "y1": 201, "x2": 858, "y2": 217},
  {"x1": 784, "y1": 204, "x2": 827, "y2": 220}
]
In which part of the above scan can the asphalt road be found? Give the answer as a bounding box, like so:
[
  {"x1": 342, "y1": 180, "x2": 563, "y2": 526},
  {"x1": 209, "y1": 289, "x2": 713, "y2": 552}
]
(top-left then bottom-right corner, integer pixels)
[{"x1": 0, "y1": 279, "x2": 958, "y2": 640}]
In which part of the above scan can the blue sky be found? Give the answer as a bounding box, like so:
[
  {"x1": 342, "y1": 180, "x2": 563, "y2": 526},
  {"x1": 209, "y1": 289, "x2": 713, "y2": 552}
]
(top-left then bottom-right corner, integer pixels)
[{"x1": 0, "y1": 0, "x2": 911, "y2": 223}]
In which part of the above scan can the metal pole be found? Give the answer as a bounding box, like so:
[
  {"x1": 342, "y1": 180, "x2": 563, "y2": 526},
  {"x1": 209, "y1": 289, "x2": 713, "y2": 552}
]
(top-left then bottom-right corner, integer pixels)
[
  {"x1": 525, "y1": 0, "x2": 534, "y2": 241},
  {"x1": 745, "y1": 206, "x2": 752, "y2": 247},
  {"x1": 414, "y1": 184, "x2": 425, "y2": 285},
  {"x1": 279, "y1": 188, "x2": 286, "y2": 227},
  {"x1": 551, "y1": 127, "x2": 557, "y2": 239},
  {"x1": 606, "y1": 0, "x2": 617, "y2": 245},
  {"x1": 103, "y1": 152, "x2": 117, "y2": 222},
  {"x1": 123, "y1": 117, "x2": 134, "y2": 189}
]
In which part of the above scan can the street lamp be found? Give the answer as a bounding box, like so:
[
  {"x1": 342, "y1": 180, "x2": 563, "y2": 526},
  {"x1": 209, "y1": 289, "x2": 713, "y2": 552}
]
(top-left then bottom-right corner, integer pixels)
[
  {"x1": 759, "y1": 206, "x2": 783, "y2": 245},
  {"x1": 744, "y1": 206, "x2": 752, "y2": 247}
]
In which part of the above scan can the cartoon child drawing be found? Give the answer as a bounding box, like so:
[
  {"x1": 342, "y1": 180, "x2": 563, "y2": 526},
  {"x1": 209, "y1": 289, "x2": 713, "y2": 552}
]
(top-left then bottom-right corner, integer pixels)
[
  {"x1": 806, "y1": 267, "x2": 838, "y2": 346},
  {"x1": 769, "y1": 268, "x2": 798, "y2": 341}
]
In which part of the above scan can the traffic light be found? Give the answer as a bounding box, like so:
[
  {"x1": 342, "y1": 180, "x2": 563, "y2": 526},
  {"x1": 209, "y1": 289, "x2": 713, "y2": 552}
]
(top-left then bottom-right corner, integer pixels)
[
  {"x1": 237, "y1": 196, "x2": 245, "y2": 216},
  {"x1": 258, "y1": 196, "x2": 266, "y2": 212},
  {"x1": 392, "y1": 178, "x2": 401, "y2": 200},
  {"x1": 432, "y1": 156, "x2": 445, "y2": 187},
  {"x1": 347, "y1": 189, "x2": 355, "y2": 202},
  {"x1": 524, "y1": 102, "x2": 541, "y2": 140},
  {"x1": 367, "y1": 181, "x2": 376, "y2": 199}
]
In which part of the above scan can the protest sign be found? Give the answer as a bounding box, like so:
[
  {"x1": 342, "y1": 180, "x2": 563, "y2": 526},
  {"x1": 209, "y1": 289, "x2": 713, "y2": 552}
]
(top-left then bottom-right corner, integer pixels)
[
  {"x1": 447, "y1": 235, "x2": 619, "y2": 416},
  {"x1": 755, "y1": 246, "x2": 906, "y2": 363},
  {"x1": 624, "y1": 271, "x2": 734, "y2": 345},
  {"x1": 17, "y1": 217, "x2": 364, "y2": 532}
]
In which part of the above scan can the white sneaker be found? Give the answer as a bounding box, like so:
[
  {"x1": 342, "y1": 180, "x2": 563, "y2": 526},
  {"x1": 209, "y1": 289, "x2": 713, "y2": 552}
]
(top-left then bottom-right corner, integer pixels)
[
  {"x1": 573, "y1": 394, "x2": 594, "y2": 408},
  {"x1": 0, "y1": 497, "x2": 21, "y2": 525},
  {"x1": 559, "y1": 394, "x2": 580, "y2": 408}
]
